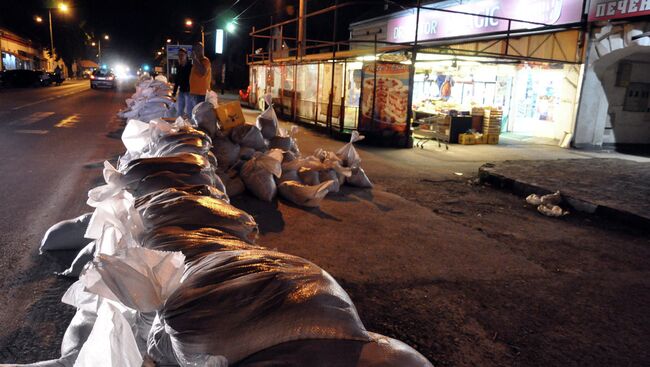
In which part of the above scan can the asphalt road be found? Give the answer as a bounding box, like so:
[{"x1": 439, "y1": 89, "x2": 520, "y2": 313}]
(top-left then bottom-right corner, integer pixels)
[{"x1": 0, "y1": 80, "x2": 130, "y2": 362}]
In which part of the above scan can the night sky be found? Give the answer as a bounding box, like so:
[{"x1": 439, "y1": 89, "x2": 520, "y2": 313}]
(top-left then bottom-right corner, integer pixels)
[{"x1": 1, "y1": 0, "x2": 414, "y2": 76}]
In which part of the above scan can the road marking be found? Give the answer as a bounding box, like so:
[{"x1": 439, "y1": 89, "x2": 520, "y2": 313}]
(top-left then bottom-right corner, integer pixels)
[
  {"x1": 54, "y1": 114, "x2": 80, "y2": 128},
  {"x1": 15, "y1": 129, "x2": 49, "y2": 134},
  {"x1": 11, "y1": 85, "x2": 88, "y2": 111},
  {"x1": 9, "y1": 112, "x2": 56, "y2": 126}
]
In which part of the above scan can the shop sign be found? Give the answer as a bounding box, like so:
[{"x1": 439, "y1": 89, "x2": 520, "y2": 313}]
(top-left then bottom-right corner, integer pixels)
[
  {"x1": 166, "y1": 44, "x2": 193, "y2": 60},
  {"x1": 359, "y1": 62, "x2": 410, "y2": 132},
  {"x1": 387, "y1": 0, "x2": 583, "y2": 43},
  {"x1": 588, "y1": 0, "x2": 650, "y2": 21}
]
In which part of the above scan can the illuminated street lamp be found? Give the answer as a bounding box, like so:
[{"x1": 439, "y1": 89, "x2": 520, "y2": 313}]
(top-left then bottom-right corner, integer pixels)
[
  {"x1": 185, "y1": 19, "x2": 193, "y2": 27},
  {"x1": 226, "y1": 21, "x2": 236, "y2": 33},
  {"x1": 42, "y1": 2, "x2": 69, "y2": 57},
  {"x1": 166, "y1": 38, "x2": 172, "y2": 43},
  {"x1": 92, "y1": 34, "x2": 110, "y2": 63}
]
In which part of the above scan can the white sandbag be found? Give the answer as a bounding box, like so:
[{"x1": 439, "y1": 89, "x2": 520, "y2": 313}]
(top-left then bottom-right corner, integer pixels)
[
  {"x1": 347, "y1": 167, "x2": 373, "y2": 188},
  {"x1": 268, "y1": 136, "x2": 292, "y2": 151},
  {"x1": 278, "y1": 180, "x2": 333, "y2": 208},
  {"x1": 240, "y1": 151, "x2": 283, "y2": 202},
  {"x1": 217, "y1": 172, "x2": 246, "y2": 197},
  {"x1": 206, "y1": 90, "x2": 219, "y2": 108},
  {"x1": 235, "y1": 332, "x2": 433, "y2": 367},
  {"x1": 337, "y1": 131, "x2": 364, "y2": 168},
  {"x1": 81, "y1": 248, "x2": 185, "y2": 313},
  {"x1": 319, "y1": 169, "x2": 340, "y2": 193},
  {"x1": 58, "y1": 241, "x2": 96, "y2": 278},
  {"x1": 150, "y1": 249, "x2": 369, "y2": 365},
  {"x1": 211, "y1": 136, "x2": 240, "y2": 170},
  {"x1": 256, "y1": 104, "x2": 279, "y2": 139},
  {"x1": 231, "y1": 124, "x2": 267, "y2": 151},
  {"x1": 121, "y1": 119, "x2": 151, "y2": 153},
  {"x1": 278, "y1": 169, "x2": 300, "y2": 184},
  {"x1": 239, "y1": 146, "x2": 256, "y2": 161},
  {"x1": 40, "y1": 213, "x2": 93, "y2": 253},
  {"x1": 298, "y1": 167, "x2": 320, "y2": 186},
  {"x1": 192, "y1": 101, "x2": 218, "y2": 137},
  {"x1": 73, "y1": 301, "x2": 142, "y2": 367},
  {"x1": 154, "y1": 75, "x2": 168, "y2": 83}
]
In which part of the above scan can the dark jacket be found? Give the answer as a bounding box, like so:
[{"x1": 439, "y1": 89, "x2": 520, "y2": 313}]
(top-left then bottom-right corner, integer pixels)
[{"x1": 173, "y1": 62, "x2": 192, "y2": 94}]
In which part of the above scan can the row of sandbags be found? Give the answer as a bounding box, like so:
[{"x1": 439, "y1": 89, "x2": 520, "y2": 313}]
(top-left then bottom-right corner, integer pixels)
[
  {"x1": 23, "y1": 96, "x2": 432, "y2": 366},
  {"x1": 117, "y1": 76, "x2": 176, "y2": 121}
]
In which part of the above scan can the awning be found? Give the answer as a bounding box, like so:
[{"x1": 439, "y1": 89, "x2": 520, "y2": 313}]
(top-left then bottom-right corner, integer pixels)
[{"x1": 79, "y1": 60, "x2": 99, "y2": 68}]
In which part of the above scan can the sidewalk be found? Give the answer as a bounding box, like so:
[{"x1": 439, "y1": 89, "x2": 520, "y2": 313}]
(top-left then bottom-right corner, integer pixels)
[{"x1": 479, "y1": 158, "x2": 650, "y2": 225}]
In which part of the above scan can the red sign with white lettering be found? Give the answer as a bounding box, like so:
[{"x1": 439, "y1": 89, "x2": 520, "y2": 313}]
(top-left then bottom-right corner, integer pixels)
[
  {"x1": 588, "y1": 0, "x2": 650, "y2": 21},
  {"x1": 386, "y1": 0, "x2": 583, "y2": 43}
]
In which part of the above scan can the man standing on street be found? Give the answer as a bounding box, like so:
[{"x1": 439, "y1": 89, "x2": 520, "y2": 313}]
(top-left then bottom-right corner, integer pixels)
[
  {"x1": 188, "y1": 42, "x2": 211, "y2": 112},
  {"x1": 173, "y1": 48, "x2": 192, "y2": 117}
]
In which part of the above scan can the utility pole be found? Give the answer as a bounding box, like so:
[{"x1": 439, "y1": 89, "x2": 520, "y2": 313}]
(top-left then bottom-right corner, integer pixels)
[
  {"x1": 48, "y1": 9, "x2": 55, "y2": 57},
  {"x1": 98, "y1": 39, "x2": 101, "y2": 62},
  {"x1": 297, "y1": 0, "x2": 306, "y2": 60}
]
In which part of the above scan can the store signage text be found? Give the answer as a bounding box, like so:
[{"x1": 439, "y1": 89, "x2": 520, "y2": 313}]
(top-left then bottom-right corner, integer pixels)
[
  {"x1": 387, "y1": 0, "x2": 583, "y2": 43},
  {"x1": 588, "y1": 0, "x2": 650, "y2": 21}
]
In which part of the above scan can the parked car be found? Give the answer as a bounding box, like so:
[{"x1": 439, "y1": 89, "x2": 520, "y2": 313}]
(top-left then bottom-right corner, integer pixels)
[
  {"x1": 90, "y1": 69, "x2": 115, "y2": 89},
  {"x1": 0, "y1": 69, "x2": 51, "y2": 87},
  {"x1": 48, "y1": 72, "x2": 65, "y2": 86}
]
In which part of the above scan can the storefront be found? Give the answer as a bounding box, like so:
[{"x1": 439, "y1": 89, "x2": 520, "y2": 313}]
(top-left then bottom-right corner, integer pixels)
[{"x1": 248, "y1": 0, "x2": 587, "y2": 148}]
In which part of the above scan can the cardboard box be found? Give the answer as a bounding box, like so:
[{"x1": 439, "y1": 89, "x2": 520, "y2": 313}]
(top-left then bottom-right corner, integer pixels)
[
  {"x1": 459, "y1": 133, "x2": 476, "y2": 145},
  {"x1": 485, "y1": 134, "x2": 500, "y2": 144},
  {"x1": 215, "y1": 101, "x2": 246, "y2": 132}
]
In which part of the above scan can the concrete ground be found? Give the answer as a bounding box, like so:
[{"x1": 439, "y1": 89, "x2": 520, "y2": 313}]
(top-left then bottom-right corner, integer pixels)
[{"x1": 235, "y1": 103, "x2": 650, "y2": 366}]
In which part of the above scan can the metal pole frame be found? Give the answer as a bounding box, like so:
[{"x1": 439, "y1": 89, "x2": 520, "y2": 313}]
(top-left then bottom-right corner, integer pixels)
[
  {"x1": 327, "y1": 0, "x2": 339, "y2": 135},
  {"x1": 404, "y1": 0, "x2": 422, "y2": 148},
  {"x1": 370, "y1": 33, "x2": 377, "y2": 131}
]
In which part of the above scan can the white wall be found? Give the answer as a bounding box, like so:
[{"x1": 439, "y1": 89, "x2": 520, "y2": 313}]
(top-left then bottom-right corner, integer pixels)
[{"x1": 574, "y1": 21, "x2": 650, "y2": 147}]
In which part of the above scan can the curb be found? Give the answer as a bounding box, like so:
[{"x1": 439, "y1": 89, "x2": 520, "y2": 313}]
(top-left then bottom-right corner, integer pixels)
[{"x1": 478, "y1": 163, "x2": 650, "y2": 228}]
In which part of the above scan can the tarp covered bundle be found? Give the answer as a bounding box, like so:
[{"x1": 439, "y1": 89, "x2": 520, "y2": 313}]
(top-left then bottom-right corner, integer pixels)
[{"x1": 10, "y1": 90, "x2": 431, "y2": 367}]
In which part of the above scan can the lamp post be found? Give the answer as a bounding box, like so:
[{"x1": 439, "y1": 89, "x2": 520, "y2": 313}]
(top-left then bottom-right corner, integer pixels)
[
  {"x1": 94, "y1": 34, "x2": 109, "y2": 63},
  {"x1": 47, "y1": 3, "x2": 69, "y2": 57}
]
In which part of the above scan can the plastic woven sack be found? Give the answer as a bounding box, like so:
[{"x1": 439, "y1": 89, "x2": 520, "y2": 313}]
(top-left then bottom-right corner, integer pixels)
[
  {"x1": 346, "y1": 167, "x2": 373, "y2": 188},
  {"x1": 192, "y1": 101, "x2": 219, "y2": 138},
  {"x1": 278, "y1": 180, "x2": 333, "y2": 208},
  {"x1": 231, "y1": 124, "x2": 267, "y2": 151},
  {"x1": 211, "y1": 136, "x2": 240, "y2": 170},
  {"x1": 141, "y1": 226, "x2": 263, "y2": 262},
  {"x1": 336, "y1": 131, "x2": 364, "y2": 168},
  {"x1": 236, "y1": 332, "x2": 433, "y2": 367},
  {"x1": 155, "y1": 249, "x2": 369, "y2": 364},
  {"x1": 40, "y1": 213, "x2": 93, "y2": 253},
  {"x1": 256, "y1": 104, "x2": 279, "y2": 139},
  {"x1": 136, "y1": 193, "x2": 259, "y2": 242},
  {"x1": 240, "y1": 151, "x2": 283, "y2": 202}
]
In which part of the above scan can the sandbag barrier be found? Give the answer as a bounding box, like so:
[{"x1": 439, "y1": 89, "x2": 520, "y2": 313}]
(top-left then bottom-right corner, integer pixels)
[{"x1": 9, "y1": 81, "x2": 432, "y2": 367}]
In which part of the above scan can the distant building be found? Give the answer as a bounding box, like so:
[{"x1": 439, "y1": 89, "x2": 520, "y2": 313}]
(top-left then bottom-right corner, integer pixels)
[{"x1": 0, "y1": 28, "x2": 55, "y2": 71}]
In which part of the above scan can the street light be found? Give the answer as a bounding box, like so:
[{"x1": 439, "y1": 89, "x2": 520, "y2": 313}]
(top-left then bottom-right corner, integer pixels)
[
  {"x1": 166, "y1": 38, "x2": 172, "y2": 43},
  {"x1": 44, "y1": 2, "x2": 69, "y2": 58},
  {"x1": 226, "y1": 21, "x2": 236, "y2": 33},
  {"x1": 35, "y1": 16, "x2": 43, "y2": 23},
  {"x1": 185, "y1": 19, "x2": 193, "y2": 27},
  {"x1": 92, "y1": 34, "x2": 109, "y2": 63}
]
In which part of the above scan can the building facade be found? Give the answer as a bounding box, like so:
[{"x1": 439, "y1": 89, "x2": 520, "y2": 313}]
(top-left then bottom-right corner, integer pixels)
[
  {"x1": 574, "y1": 1, "x2": 650, "y2": 148},
  {"x1": 1, "y1": 28, "x2": 55, "y2": 72}
]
